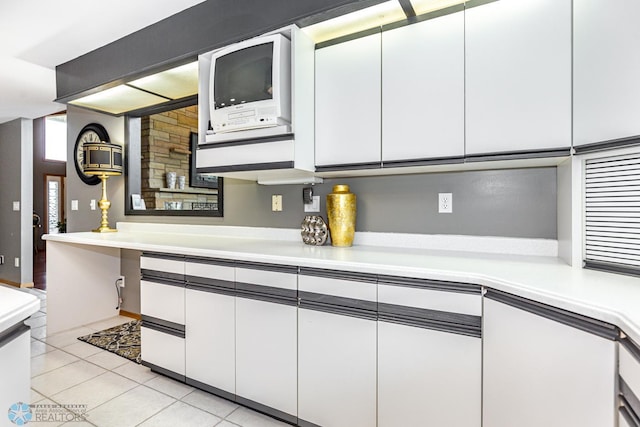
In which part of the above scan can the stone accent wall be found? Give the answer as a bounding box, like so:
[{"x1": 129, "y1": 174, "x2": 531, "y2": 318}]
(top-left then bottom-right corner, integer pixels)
[{"x1": 141, "y1": 106, "x2": 217, "y2": 210}]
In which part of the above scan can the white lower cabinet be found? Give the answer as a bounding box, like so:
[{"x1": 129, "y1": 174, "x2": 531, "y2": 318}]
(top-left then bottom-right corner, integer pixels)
[
  {"x1": 234, "y1": 265, "x2": 298, "y2": 422},
  {"x1": 377, "y1": 277, "x2": 482, "y2": 427},
  {"x1": 297, "y1": 270, "x2": 378, "y2": 427},
  {"x1": 298, "y1": 308, "x2": 377, "y2": 427},
  {"x1": 378, "y1": 323, "x2": 481, "y2": 427},
  {"x1": 0, "y1": 325, "x2": 30, "y2": 419},
  {"x1": 483, "y1": 293, "x2": 616, "y2": 427},
  {"x1": 235, "y1": 298, "x2": 297, "y2": 419},
  {"x1": 140, "y1": 326, "x2": 185, "y2": 377},
  {"x1": 185, "y1": 288, "x2": 235, "y2": 396},
  {"x1": 140, "y1": 254, "x2": 186, "y2": 380}
]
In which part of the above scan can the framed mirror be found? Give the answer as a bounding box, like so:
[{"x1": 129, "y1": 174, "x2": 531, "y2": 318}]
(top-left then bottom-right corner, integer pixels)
[{"x1": 125, "y1": 102, "x2": 223, "y2": 216}]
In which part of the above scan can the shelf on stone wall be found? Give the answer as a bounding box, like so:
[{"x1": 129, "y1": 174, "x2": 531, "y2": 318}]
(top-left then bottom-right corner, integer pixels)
[
  {"x1": 152, "y1": 187, "x2": 218, "y2": 194},
  {"x1": 170, "y1": 147, "x2": 191, "y2": 155}
]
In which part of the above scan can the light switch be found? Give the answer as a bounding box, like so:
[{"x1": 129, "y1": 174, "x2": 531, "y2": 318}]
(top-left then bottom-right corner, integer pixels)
[
  {"x1": 304, "y1": 196, "x2": 320, "y2": 213},
  {"x1": 12, "y1": 201, "x2": 20, "y2": 211},
  {"x1": 71, "y1": 200, "x2": 79, "y2": 211},
  {"x1": 90, "y1": 200, "x2": 97, "y2": 210},
  {"x1": 272, "y1": 195, "x2": 283, "y2": 212}
]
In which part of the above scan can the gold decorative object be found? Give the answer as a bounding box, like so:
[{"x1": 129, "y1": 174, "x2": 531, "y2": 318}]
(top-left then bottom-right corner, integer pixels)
[
  {"x1": 326, "y1": 184, "x2": 356, "y2": 247},
  {"x1": 83, "y1": 141, "x2": 123, "y2": 233}
]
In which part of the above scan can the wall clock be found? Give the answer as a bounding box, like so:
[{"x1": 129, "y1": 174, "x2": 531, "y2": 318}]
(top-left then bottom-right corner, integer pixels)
[{"x1": 74, "y1": 123, "x2": 110, "y2": 185}]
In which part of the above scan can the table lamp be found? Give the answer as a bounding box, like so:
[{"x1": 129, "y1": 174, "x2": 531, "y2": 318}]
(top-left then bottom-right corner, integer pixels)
[{"x1": 83, "y1": 141, "x2": 123, "y2": 232}]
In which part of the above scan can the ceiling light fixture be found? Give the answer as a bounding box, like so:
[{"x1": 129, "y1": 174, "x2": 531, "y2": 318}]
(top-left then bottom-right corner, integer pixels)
[
  {"x1": 68, "y1": 61, "x2": 198, "y2": 115},
  {"x1": 409, "y1": 0, "x2": 465, "y2": 16},
  {"x1": 301, "y1": 0, "x2": 406, "y2": 43}
]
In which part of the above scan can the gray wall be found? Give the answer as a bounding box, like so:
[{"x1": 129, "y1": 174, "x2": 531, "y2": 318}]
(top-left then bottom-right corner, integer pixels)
[
  {"x1": 0, "y1": 118, "x2": 33, "y2": 285},
  {"x1": 33, "y1": 117, "x2": 66, "y2": 251},
  {"x1": 125, "y1": 168, "x2": 557, "y2": 239},
  {"x1": 120, "y1": 249, "x2": 141, "y2": 314}
]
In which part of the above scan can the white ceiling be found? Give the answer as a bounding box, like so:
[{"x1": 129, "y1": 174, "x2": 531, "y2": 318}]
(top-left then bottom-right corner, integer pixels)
[{"x1": 0, "y1": 0, "x2": 207, "y2": 124}]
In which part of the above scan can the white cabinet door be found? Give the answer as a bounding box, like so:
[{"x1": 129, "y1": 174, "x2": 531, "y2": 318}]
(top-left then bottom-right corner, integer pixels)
[
  {"x1": 0, "y1": 327, "x2": 30, "y2": 420},
  {"x1": 483, "y1": 297, "x2": 616, "y2": 427},
  {"x1": 315, "y1": 33, "x2": 381, "y2": 168},
  {"x1": 298, "y1": 309, "x2": 377, "y2": 427},
  {"x1": 140, "y1": 280, "x2": 185, "y2": 325},
  {"x1": 235, "y1": 297, "x2": 297, "y2": 419},
  {"x1": 140, "y1": 326, "x2": 185, "y2": 377},
  {"x1": 382, "y1": 11, "x2": 464, "y2": 162},
  {"x1": 185, "y1": 289, "x2": 235, "y2": 396},
  {"x1": 378, "y1": 322, "x2": 481, "y2": 427},
  {"x1": 574, "y1": 0, "x2": 640, "y2": 146},
  {"x1": 465, "y1": 0, "x2": 571, "y2": 155}
]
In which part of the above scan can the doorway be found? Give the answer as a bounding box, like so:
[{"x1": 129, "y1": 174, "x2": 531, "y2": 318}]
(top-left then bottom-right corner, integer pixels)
[{"x1": 45, "y1": 174, "x2": 65, "y2": 234}]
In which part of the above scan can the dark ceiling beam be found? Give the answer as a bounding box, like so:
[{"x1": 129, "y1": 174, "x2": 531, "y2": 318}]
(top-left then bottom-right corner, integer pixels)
[{"x1": 56, "y1": 0, "x2": 365, "y2": 101}]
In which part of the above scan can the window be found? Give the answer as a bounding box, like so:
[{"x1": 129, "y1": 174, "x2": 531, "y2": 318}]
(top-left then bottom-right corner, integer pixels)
[{"x1": 45, "y1": 115, "x2": 67, "y2": 161}]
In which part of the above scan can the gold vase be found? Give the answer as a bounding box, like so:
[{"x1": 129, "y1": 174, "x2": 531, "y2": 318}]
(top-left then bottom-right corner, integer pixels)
[{"x1": 326, "y1": 184, "x2": 356, "y2": 247}]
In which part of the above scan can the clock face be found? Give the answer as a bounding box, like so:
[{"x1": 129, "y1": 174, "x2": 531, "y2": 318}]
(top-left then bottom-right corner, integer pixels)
[{"x1": 74, "y1": 124, "x2": 110, "y2": 185}]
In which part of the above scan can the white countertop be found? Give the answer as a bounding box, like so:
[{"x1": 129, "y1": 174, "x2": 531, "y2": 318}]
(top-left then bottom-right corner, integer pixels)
[
  {"x1": 0, "y1": 286, "x2": 40, "y2": 333},
  {"x1": 44, "y1": 224, "x2": 640, "y2": 344}
]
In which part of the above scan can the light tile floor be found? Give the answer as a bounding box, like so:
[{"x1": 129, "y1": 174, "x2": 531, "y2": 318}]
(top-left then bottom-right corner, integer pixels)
[{"x1": 22, "y1": 288, "x2": 290, "y2": 427}]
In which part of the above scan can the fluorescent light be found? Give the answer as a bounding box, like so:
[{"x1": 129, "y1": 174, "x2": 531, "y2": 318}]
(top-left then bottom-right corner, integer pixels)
[
  {"x1": 69, "y1": 85, "x2": 169, "y2": 115},
  {"x1": 258, "y1": 177, "x2": 324, "y2": 186},
  {"x1": 410, "y1": 0, "x2": 465, "y2": 16},
  {"x1": 302, "y1": 0, "x2": 406, "y2": 43},
  {"x1": 128, "y1": 62, "x2": 198, "y2": 100}
]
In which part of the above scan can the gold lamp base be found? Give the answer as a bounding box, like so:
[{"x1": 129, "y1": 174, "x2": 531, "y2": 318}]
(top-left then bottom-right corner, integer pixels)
[{"x1": 91, "y1": 174, "x2": 117, "y2": 233}]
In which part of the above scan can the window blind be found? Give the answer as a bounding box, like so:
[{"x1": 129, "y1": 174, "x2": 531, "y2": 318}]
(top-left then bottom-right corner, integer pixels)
[{"x1": 584, "y1": 153, "x2": 640, "y2": 276}]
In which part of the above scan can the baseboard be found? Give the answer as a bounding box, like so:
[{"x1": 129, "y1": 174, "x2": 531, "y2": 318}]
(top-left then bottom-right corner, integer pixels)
[
  {"x1": 119, "y1": 310, "x2": 141, "y2": 320},
  {"x1": 0, "y1": 278, "x2": 34, "y2": 288}
]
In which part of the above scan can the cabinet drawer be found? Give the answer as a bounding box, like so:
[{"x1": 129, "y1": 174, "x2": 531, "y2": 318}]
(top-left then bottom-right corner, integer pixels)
[
  {"x1": 141, "y1": 255, "x2": 184, "y2": 275},
  {"x1": 378, "y1": 283, "x2": 481, "y2": 316},
  {"x1": 298, "y1": 273, "x2": 376, "y2": 302},
  {"x1": 236, "y1": 267, "x2": 296, "y2": 291},
  {"x1": 186, "y1": 261, "x2": 235, "y2": 284},
  {"x1": 141, "y1": 326, "x2": 185, "y2": 377},
  {"x1": 140, "y1": 280, "x2": 185, "y2": 325}
]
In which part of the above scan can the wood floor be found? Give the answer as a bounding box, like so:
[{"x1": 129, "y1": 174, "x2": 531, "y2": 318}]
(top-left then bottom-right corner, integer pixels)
[{"x1": 33, "y1": 249, "x2": 46, "y2": 290}]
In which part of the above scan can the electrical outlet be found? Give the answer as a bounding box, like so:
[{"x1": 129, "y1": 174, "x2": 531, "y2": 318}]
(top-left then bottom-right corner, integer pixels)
[
  {"x1": 272, "y1": 195, "x2": 283, "y2": 212},
  {"x1": 71, "y1": 200, "x2": 79, "y2": 211},
  {"x1": 119, "y1": 275, "x2": 126, "y2": 288},
  {"x1": 13, "y1": 201, "x2": 20, "y2": 211},
  {"x1": 14, "y1": 257, "x2": 20, "y2": 268},
  {"x1": 90, "y1": 200, "x2": 97, "y2": 210},
  {"x1": 438, "y1": 193, "x2": 452, "y2": 213}
]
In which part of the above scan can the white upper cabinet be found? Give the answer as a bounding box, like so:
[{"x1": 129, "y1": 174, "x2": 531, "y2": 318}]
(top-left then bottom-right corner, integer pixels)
[
  {"x1": 315, "y1": 33, "x2": 382, "y2": 168},
  {"x1": 465, "y1": 0, "x2": 571, "y2": 156},
  {"x1": 382, "y1": 10, "x2": 464, "y2": 163},
  {"x1": 574, "y1": 0, "x2": 640, "y2": 147}
]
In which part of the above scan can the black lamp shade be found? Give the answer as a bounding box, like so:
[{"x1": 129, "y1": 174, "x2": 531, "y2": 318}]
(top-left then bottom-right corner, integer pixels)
[{"x1": 83, "y1": 141, "x2": 123, "y2": 176}]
